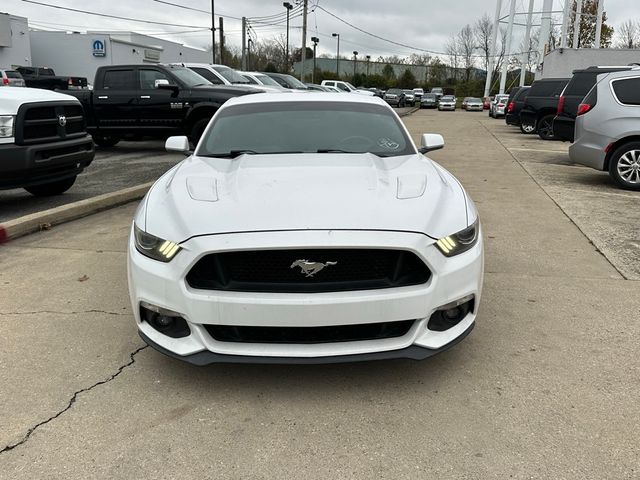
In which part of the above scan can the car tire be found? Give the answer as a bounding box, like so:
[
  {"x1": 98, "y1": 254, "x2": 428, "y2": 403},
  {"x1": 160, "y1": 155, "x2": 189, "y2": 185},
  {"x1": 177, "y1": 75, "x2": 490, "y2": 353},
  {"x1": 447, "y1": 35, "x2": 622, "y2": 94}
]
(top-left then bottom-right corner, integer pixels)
[
  {"x1": 537, "y1": 114, "x2": 555, "y2": 140},
  {"x1": 520, "y1": 122, "x2": 536, "y2": 134},
  {"x1": 24, "y1": 176, "x2": 76, "y2": 196},
  {"x1": 92, "y1": 134, "x2": 120, "y2": 148},
  {"x1": 608, "y1": 142, "x2": 640, "y2": 191},
  {"x1": 189, "y1": 118, "x2": 209, "y2": 145}
]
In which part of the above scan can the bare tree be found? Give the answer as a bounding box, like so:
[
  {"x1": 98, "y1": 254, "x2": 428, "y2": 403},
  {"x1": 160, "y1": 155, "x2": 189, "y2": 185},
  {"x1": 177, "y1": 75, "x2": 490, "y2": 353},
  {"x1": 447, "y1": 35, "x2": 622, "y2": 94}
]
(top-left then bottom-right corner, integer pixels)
[
  {"x1": 474, "y1": 14, "x2": 493, "y2": 76},
  {"x1": 445, "y1": 34, "x2": 460, "y2": 82},
  {"x1": 490, "y1": 27, "x2": 508, "y2": 88},
  {"x1": 616, "y1": 19, "x2": 640, "y2": 48},
  {"x1": 457, "y1": 24, "x2": 476, "y2": 82}
]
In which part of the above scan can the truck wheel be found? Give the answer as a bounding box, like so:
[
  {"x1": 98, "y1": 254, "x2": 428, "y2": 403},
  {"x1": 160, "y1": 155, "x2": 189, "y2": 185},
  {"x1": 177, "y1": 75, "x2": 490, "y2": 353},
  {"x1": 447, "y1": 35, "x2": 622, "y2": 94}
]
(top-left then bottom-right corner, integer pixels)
[
  {"x1": 520, "y1": 122, "x2": 536, "y2": 134},
  {"x1": 189, "y1": 118, "x2": 209, "y2": 145},
  {"x1": 92, "y1": 134, "x2": 120, "y2": 148},
  {"x1": 608, "y1": 142, "x2": 640, "y2": 191},
  {"x1": 24, "y1": 176, "x2": 76, "y2": 196},
  {"x1": 537, "y1": 115, "x2": 555, "y2": 140}
]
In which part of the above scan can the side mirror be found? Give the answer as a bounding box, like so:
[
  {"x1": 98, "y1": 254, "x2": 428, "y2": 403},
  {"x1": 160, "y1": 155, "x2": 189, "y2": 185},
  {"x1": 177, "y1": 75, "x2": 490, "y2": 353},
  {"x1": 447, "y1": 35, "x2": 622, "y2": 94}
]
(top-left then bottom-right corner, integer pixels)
[
  {"x1": 165, "y1": 136, "x2": 191, "y2": 155},
  {"x1": 418, "y1": 133, "x2": 444, "y2": 154},
  {"x1": 155, "y1": 79, "x2": 170, "y2": 88},
  {"x1": 157, "y1": 81, "x2": 180, "y2": 96}
]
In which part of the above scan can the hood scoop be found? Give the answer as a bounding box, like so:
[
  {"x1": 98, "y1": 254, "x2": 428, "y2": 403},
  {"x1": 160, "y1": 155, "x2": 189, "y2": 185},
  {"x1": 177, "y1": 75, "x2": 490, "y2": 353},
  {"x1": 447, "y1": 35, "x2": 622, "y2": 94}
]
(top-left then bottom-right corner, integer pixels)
[
  {"x1": 186, "y1": 176, "x2": 218, "y2": 202},
  {"x1": 396, "y1": 174, "x2": 427, "y2": 199}
]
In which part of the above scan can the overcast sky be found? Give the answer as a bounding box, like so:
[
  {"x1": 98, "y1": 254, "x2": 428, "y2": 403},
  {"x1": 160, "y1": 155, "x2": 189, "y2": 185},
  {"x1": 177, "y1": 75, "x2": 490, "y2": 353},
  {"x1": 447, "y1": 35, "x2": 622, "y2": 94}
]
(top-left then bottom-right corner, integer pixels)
[{"x1": 4, "y1": 0, "x2": 639, "y2": 59}]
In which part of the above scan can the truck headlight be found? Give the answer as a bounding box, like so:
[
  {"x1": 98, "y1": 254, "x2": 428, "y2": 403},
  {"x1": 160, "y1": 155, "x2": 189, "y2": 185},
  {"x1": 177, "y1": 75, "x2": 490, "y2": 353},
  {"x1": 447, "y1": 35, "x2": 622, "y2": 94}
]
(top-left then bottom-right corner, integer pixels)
[
  {"x1": 0, "y1": 116, "x2": 15, "y2": 138},
  {"x1": 435, "y1": 218, "x2": 479, "y2": 257},
  {"x1": 134, "y1": 224, "x2": 181, "y2": 262}
]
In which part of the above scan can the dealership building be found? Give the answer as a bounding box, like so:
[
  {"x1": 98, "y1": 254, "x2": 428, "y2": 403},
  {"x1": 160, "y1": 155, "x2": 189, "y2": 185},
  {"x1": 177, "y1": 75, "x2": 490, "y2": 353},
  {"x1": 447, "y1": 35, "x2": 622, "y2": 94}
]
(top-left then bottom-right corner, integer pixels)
[{"x1": 1, "y1": 12, "x2": 211, "y2": 81}]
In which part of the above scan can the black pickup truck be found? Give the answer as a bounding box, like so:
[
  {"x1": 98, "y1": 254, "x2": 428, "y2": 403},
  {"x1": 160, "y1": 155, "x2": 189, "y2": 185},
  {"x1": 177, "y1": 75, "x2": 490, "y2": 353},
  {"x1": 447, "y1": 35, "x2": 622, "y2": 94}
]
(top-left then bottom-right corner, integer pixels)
[
  {"x1": 67, "y1": 64, "x2": 258, "y2": 147},
  {"x1": 16, "y1": 66, "x2": 88, "y2": 91}
]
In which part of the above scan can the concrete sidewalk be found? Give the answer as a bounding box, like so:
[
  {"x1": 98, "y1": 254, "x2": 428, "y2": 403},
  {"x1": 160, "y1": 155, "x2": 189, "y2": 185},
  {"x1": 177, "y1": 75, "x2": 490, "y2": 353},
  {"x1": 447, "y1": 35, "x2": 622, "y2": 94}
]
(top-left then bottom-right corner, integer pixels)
[{"x1": 1, "y1": 110, "x2": 638, "y2": 479}]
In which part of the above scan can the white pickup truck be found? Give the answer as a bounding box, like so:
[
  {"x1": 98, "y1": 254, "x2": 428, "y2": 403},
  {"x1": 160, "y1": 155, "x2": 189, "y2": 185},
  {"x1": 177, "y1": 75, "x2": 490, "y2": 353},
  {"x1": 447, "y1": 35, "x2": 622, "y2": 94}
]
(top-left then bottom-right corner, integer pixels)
[
  {"x1": 0, "y1": 87, "x2": 94, "y2": 195},
  {"x1": 321, "y1": 80, "x2": 375, "y2": 96}
]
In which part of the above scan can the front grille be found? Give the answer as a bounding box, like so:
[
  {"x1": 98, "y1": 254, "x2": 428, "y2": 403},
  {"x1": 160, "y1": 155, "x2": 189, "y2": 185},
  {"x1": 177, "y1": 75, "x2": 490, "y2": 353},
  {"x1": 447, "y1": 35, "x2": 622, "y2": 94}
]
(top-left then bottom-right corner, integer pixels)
[
  {"x1": 186, "y1": 249, "x2": 431, "y2": 293},
  {"x1": 204, "y1": 320, "x2": 415, "y2": 344},
  {"x1": 16, "y1": 101, "x2": 87, "y2": 145}
]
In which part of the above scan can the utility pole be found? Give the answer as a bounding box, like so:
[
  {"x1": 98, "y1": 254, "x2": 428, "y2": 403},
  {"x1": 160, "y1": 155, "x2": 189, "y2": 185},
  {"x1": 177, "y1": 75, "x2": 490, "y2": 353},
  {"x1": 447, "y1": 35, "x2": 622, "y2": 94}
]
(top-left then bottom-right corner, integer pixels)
[
  {"x1": 595, "y1": 0, "x2": 605, "y2": 48},
  {"x1": 499, "y1": 0, "x2": 516, "y2": 94},
  {"x1": 353, "y1": 51, "x2": 358, "y2": 78},
  {"x1": 484, "y1": 0, "x2": 502, "y2": 98},
  {"x1": 520, "y1": 0, "x2": 534, "y2": 87},
  {"x1": 211, "y1": 0, "x2": 215, "y2": 63},
  {"x1": 241, "y1": 17, "x2": 246, "y2": 70},
  {"x1": 247, "y1": 38, "x2": 252, "y2": 70},
  {"x1": 573, "y1": 0, "x2": 583, "y2": 48},
  {"x1": 561, "y1": 0, "x2": 571, "y2": 48},
  {"x1": 311, "y1": 36, "x2": 319, "y2": 83},
  {"x1": 283, "y1": 2, "x2": 293, "y2": 70},
  {"x1": 300, "y1": 0, "x2": 308, "y2": 82},
  {"x1": 219, "y1": 17, "x2": 224, "y2": 65},
  {"x1": 332, "y1": 33, "x2": 340, "y2": 77},
  {"x1": 366, "y1": 55, "x2": 371, "y2": 76}
]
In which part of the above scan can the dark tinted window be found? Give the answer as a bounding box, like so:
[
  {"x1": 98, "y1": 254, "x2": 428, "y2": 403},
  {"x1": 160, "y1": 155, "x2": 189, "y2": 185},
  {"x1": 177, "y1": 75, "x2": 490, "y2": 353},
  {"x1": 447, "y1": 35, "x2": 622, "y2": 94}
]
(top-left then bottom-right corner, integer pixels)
[
  {"x1": 612, "y1": 77, "x2": 640, "y2": 105},
  {"x1": 6, "y1": 71, "x2": 22, "y2": 79},
  {"x1": 17, "y1": 67, "x2": 36, "y2": 75},
  {"x1": 189, "y1": 67, "x2": 224, "y2": 84},
  {"x1": 102, "y1": 69, "x2": 135, "y2": 90},
  {"x1": 565, "y1": 72, "x2": 598, "y2": 97},
  {"x1": 529, "y1": 80, "x2": 567, "y2": 96},
  {"x1": 38, "y1": 68, "x2": 55, "y2": 76}
]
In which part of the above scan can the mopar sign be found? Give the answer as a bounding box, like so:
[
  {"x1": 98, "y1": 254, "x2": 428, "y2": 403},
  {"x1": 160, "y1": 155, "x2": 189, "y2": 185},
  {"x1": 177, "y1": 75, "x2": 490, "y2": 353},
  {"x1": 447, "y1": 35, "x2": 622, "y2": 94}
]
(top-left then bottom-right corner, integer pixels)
[{"x1": 92, "y1": 39, "x2": 106, "y2": 57}]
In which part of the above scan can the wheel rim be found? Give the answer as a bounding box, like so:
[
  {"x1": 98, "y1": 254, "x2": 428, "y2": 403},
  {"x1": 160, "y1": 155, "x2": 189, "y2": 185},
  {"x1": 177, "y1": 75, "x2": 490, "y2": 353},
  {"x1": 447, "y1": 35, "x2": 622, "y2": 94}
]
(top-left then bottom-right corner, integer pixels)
[
  {"x1": 539, "y1": 118, "x2": 553, "y2": 138},
  {"x1": 523, "y1": 124, "x2": 535, "y2": 133},
  {"x1": 617, "y1": 150, "x2": 640, "y2": 184}
]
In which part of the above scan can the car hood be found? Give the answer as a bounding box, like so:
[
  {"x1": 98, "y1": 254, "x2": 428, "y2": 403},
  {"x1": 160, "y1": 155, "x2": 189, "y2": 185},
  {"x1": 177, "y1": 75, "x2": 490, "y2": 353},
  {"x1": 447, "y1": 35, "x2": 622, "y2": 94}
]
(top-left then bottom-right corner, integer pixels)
[
  {"x1": 0, "y1": 87, "x2": 79, "y2": 114},
  {"x1": 141, "y1": 153, "x2": 471, "y2": 242}
]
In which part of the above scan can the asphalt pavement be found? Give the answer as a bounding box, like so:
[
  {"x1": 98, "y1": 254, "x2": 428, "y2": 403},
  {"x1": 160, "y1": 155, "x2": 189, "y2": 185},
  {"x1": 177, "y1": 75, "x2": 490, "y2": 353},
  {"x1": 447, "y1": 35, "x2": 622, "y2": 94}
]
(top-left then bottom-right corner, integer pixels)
[{"x1": 1, "y1": 108, "x2": 638, "y2": 479}]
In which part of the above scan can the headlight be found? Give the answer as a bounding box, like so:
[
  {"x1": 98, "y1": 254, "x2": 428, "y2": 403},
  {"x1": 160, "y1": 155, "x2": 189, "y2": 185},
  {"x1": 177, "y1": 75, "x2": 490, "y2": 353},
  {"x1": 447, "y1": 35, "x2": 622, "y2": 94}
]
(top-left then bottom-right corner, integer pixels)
[
  {"x1": 435, "y1": 218, "x2": 479, "y2": 257},
  {"x1": 0, "y1": 115, "x2": 15, "y2": 138},
  {"x1": 134, "y1": 224, "x2": 181, "y2": 262}
]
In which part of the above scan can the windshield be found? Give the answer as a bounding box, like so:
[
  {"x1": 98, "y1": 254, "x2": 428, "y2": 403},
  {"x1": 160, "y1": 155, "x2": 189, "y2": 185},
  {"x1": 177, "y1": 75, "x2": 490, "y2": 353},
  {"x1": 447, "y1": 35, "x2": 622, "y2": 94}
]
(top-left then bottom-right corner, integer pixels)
[
  {"x1": 345, "y1": 82, "x2": 357, "y2": 90},
  {"x1": 198, "y1": 102, "x2": 414, "y2": 158},
  {"x1": 431, "y1": 88, "x2": 443, "y2": 93},
  {"x1": 255, "y1": 74, "x2": 282, "y2": 87},
  {"x1": 279, "y1": 74, "x2": 307, "y2": 89},
  {"x1": 170, "y1": 67, "x2": 212, "y2": 87},
  {"x1": 423, "y1": 94, "x2": 436, "y2": 99},
  {"x1": 212, "y1": 66, "x2": 250, "y2": 84},
  {"x1": 441, "y1": 96, "x2": 454, "y2": 101}
]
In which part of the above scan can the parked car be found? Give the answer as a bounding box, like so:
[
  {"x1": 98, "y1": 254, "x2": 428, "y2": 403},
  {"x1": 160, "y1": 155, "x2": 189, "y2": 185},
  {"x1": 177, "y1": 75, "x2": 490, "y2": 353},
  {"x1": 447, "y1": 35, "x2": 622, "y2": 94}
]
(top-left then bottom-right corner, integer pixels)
[
  {"x1": 129, "y1": 92, "x2": 483, "y2": 364},
  {"x1": 553, "y1": 66, "x2": 633, "y2": 142},
  {"x1": 67, "y1": 64, "x2": 257, "y2": 146},
  {"x1": 505, "y1": 86, "x2": 530, "y2": 127},
  {"x1": 482, "y1": 96, "x2": 493, "y2": 109},
  {"x1": 265, "y1": 72, "x2": 309, "y2": 90},
  {"x1": 430, "y1": 87, "x2": 444, "y2": 101},
  {"x1": 367, "y1": 87, "x2": 384, "y2": 97},
  {"x1": 384, "y1": 88, "x2": 406, "y2": 107},
  {"x1": 0, "y1": 87, "x2": 94, "y2": 195},
  {"x1": 489, "y1": 94, "x2": 510, "y2": 118},
  {"x1": 0, "y1": 68, "x2": 25, "y2": 87},
  {"x1": 240, "y1": 71, "x2": 288, "y2": 90},
  {"x1": 438, "y1": 95, "x2": 456, "y2": 111},
  {"x1": 461, "y1": 97, "x2": 472, "y2": 109},
  {"x1": 569, "y1": 69, "x2": 640, "y2": 190},
  {"x1": 403, "y1": 89, "x2": 416, "y2": 106},
  {"x1": 464, "y1": 97, "x2": 483, "y2": 111},
  {"x1": 183, "y1": 63, "x2": 251, "y2": 86},
  {"x1": 305, "y1": 83, "x2": 333, "y2": 92},
  {"x1": 15, "y1": 66, "x2": 87, "y2": 91},
  {"x1": 519, "y1": 78, "x2": 570, "y2": 139},
  {"x1": 413, "y1": 88, "x2": 424, "y2": 100},
  {"x1": 320, "y1": 80, "x2": 375, "y2": 95},
  {"x1": 420, "y1": 93, "x2": 438, "y2": 109},
  {"x1": 323, "y1": 85, "x2": 342, "y2": 93}
]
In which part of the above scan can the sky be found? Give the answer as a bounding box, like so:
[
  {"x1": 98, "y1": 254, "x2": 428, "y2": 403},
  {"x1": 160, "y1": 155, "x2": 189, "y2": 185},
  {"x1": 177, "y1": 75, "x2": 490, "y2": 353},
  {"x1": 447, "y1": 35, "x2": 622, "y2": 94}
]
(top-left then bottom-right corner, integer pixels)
[{"x1": 4, "y1": 0, "x2": 639, "y2": 60}]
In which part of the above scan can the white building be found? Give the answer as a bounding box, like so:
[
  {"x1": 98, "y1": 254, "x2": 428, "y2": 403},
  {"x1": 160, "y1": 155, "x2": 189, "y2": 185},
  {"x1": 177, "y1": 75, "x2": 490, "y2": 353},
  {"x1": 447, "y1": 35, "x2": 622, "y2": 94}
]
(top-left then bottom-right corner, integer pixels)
[
  {"x1": 0, "y1": 13, "x2": 32, "y2": 68},
  {"x1": 539, "y1": 48, "x2": 640, "y2": 78},
  {"x1": 30, "y1": 31, "x2": 211, "y2": 81}
]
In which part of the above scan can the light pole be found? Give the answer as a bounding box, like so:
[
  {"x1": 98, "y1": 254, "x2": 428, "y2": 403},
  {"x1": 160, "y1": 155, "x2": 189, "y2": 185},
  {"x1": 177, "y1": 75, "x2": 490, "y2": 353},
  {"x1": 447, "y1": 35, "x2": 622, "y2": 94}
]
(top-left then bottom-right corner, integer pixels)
[
  {"x1": 283, "y1": 2, "x2": 293, "y2": 69},
  {"x1": 365, "y1": 55, "x2": 371, "y2": 77},
  {"x1": 332, "y1": 33, "x2": 340, "y2": 77},
  {"x1": 353, "y1": 51, "x2": 358, "y2": 79},
  {"x1": 311, "y1": 36, "x2": 319, "y2": 83}
]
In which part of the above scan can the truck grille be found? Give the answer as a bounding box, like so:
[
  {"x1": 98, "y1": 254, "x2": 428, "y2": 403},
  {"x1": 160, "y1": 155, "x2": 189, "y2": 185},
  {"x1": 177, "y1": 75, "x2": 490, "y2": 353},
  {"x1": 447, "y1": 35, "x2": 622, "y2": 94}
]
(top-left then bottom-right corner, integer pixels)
[
  {"x1": 16, "y1": 101, "x2": 87, "y2": 146},
  {"x1": 204, "y1": 320, "x2": 415, "y2": 344},
  {"x1": 186, "y1": 249, "x2": 431, "y2": 293}
]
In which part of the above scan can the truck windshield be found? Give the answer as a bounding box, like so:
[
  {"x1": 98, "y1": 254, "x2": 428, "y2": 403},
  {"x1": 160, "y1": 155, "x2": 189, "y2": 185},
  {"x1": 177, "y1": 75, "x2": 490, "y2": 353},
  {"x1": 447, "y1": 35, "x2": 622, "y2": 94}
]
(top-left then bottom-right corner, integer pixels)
[
  {"x1": 170, "y1": 67, "x2": 212, "y2": 87},
  {"x1": 197, "y1": 101, "x2": 414, "y2": 158}
]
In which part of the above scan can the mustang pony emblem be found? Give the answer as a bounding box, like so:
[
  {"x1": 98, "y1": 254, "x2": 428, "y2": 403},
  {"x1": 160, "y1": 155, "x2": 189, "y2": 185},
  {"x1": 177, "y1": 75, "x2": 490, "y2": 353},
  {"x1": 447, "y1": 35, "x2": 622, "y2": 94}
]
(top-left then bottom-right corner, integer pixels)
[{"x1": 290, "y1": 259, "x2": 337, "y2": 277}]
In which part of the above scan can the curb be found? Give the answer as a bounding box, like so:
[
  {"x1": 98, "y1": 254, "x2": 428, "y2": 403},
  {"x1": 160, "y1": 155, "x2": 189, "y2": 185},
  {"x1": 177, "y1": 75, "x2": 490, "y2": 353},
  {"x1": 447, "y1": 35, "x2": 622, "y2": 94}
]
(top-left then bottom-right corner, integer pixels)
[
  {"x1": 1, "y1": 182, "x2": 153, "y2": 242},
  {"x1": 399, "y1": 106, "x2": 420, "y2": 117}
]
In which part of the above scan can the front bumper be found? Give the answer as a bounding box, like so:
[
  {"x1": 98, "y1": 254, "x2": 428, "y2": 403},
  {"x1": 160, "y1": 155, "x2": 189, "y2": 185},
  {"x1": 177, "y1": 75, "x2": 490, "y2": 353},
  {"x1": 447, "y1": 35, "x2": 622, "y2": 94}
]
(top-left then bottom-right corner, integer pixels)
[
  {"x1": 0, "y1": 135, "x2": 94, "y2": 189},
  {"x1": 128, "y1": 229, "x2": 484, "y2": 364},
  {"x1": 439, "y1": 104, "x2": 455, "y2": 110},
  {"x1": 466, "y1": 105, "x2": 483, "y2": 111}
]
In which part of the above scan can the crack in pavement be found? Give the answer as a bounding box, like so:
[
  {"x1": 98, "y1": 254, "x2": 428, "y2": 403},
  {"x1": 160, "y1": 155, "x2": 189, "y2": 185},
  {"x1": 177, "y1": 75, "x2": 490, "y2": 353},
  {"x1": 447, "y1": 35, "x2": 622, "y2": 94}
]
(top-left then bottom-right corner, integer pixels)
[
  {"x1": 0, "y1": 309, "x2": 130, "y2": 316},
  {"x1": 0, "y1": 345, "x2": 148, "y2": 455}
]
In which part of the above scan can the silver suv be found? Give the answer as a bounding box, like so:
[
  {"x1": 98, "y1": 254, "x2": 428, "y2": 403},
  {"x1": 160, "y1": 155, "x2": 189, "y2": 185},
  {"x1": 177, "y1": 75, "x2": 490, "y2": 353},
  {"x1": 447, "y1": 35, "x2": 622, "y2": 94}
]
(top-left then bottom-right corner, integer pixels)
[
  {"x1": 0, "y1": 68, "x2": 25, "y2": 87},
  {"x1": 569, "y1": 68, "x2": 640, "y2": 190}
]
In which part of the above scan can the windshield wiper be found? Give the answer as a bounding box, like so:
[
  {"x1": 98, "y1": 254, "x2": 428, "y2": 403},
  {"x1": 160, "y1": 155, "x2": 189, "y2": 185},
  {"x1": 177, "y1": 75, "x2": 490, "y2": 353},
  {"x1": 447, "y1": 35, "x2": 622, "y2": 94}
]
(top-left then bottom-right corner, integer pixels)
[
  {"x1": 317, "y1": 148, "x2": 360, "y2": 153},
  {"x1": 200, "y1": 150, "x2": 305, "y2": 158}
]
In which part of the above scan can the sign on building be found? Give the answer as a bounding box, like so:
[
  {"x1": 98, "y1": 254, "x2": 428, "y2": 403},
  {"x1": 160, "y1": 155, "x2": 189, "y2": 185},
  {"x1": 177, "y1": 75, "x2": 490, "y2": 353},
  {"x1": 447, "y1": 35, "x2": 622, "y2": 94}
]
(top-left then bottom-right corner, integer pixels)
[{"x1": 92, "y1": 39, "x2": 106, "y2": 57}]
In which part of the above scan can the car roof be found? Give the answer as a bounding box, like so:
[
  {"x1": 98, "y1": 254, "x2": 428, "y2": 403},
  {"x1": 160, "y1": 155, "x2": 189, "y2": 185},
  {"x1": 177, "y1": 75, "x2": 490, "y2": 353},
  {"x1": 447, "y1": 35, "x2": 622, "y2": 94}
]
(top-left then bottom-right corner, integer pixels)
[
  {"x1": 224, "y1": 92, "x2": 388, "y2": 107},
  {"x1": 572, "y1": 65, "x2": 637, "y2": 74}
]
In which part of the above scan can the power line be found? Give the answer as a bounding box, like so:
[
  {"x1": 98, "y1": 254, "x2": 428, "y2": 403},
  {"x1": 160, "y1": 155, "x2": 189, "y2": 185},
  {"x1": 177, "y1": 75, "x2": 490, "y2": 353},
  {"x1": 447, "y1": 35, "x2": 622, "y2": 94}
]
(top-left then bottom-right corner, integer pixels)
[{"x1": 152, "y1": 0, "x2": 243, "y2": 21}]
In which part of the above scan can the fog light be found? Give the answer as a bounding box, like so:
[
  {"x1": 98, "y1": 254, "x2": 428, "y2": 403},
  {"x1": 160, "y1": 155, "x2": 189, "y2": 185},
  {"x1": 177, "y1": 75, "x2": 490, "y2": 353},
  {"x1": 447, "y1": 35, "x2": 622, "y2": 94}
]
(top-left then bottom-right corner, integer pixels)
[
  {"x1": 140, "y1": 302, "x2": 191, "y2": 338},
  {"x1": 154, "y1": 315, "x2": 174, "y2": 328},
  {"x1": 427, "y1": 296, "x2": 475, "y2": 332},
  {"x1": 442, "y1": 307, "x2": 464, "y2": 322}
]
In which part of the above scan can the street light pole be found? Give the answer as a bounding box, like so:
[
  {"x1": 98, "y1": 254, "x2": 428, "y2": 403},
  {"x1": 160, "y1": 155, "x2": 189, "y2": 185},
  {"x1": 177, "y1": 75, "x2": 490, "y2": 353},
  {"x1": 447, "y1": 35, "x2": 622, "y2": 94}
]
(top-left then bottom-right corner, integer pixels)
[
  {"x1": 366, "y1": 55, "x2": 371, "y2": 76},
  {"x1": 283, "y1": 2, "x2": 293, "y2": 70},
  {"x1": 353, "y1": 51, "x2": 358, "y2": 78},
  {"x1": 211, "y1": 0, "x2": 215, "y2": 63},
  {"x1": 332, "y1": 33, "x2": 340, "y2": 77},
  {"x1": 311, "y1": 36, "x2": 319, "y2": 84}
]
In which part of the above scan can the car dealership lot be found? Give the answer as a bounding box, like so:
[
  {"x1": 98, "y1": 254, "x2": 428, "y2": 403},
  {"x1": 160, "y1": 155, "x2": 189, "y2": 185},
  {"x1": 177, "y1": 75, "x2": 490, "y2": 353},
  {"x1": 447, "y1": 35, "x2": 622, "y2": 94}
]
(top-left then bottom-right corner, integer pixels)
[{"x1": 1, "y1": 109, "x2": 639, "y2": 478}]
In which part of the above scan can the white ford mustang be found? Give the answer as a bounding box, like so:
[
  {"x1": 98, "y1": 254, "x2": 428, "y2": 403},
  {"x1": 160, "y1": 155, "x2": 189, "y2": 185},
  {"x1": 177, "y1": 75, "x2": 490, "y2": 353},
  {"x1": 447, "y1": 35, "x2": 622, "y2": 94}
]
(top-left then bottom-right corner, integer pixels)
[{"x1": 127, "y1": 93, "x2": 484, "y2": 364}]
